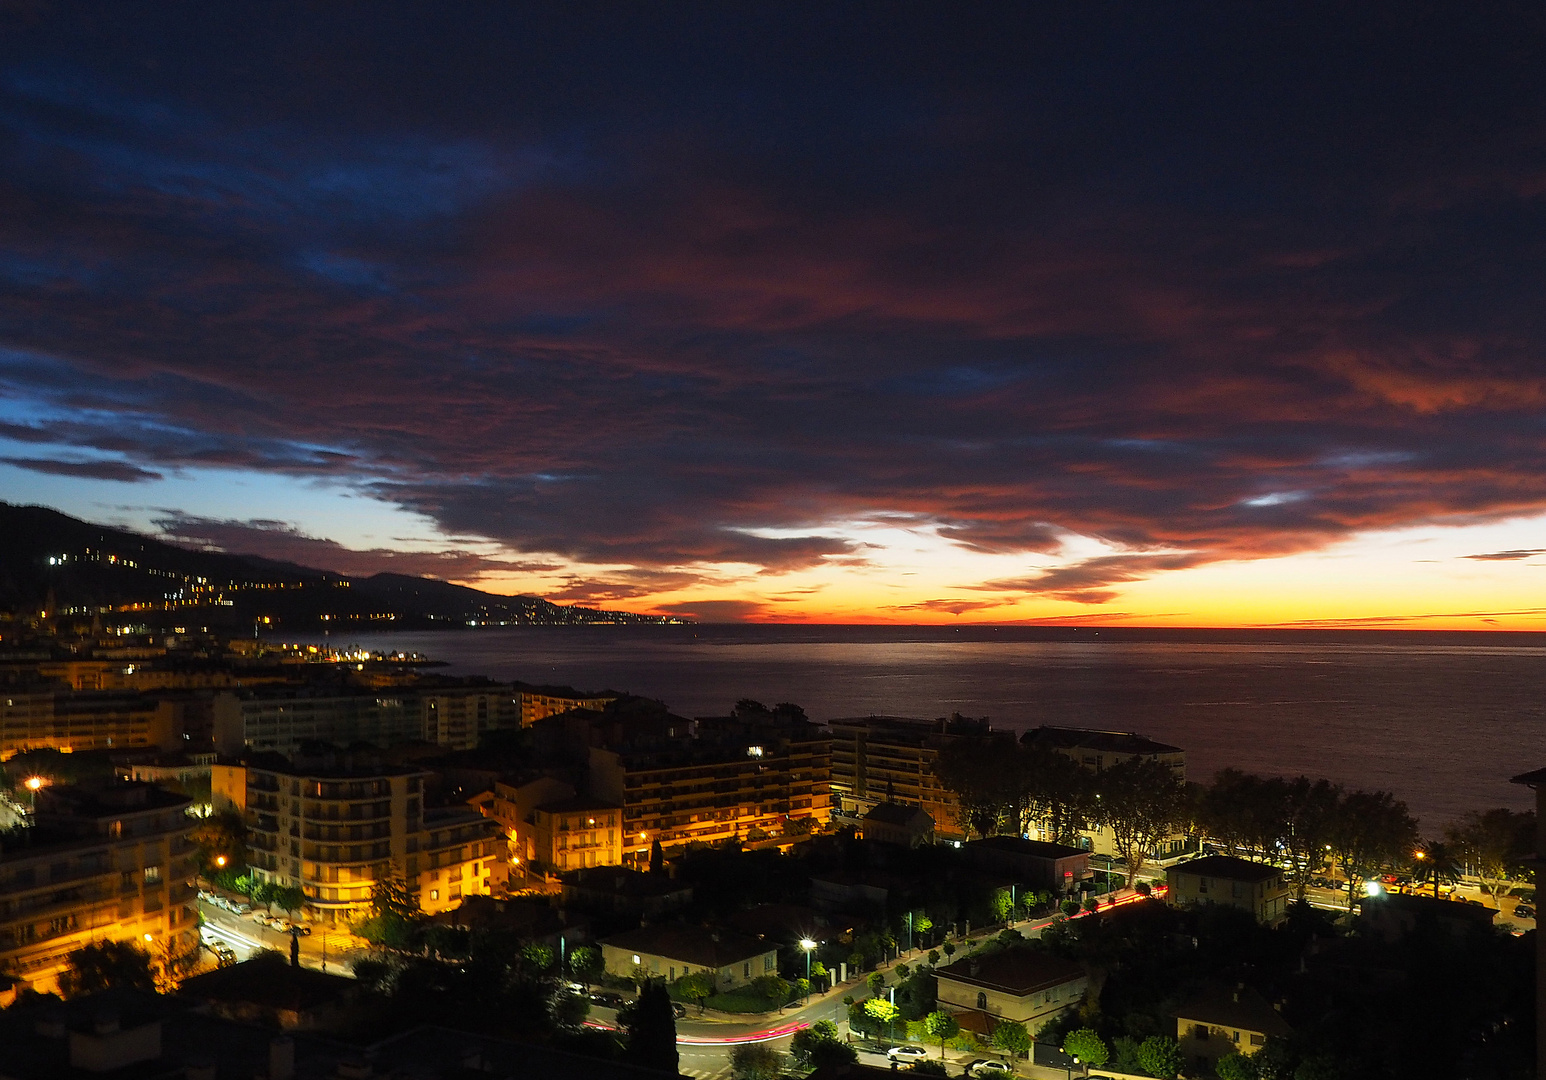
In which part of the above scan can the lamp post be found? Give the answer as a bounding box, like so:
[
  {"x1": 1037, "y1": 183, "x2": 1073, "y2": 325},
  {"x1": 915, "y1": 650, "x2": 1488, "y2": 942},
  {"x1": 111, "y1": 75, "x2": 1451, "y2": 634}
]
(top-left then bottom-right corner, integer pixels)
[{"x1": 800, "y1": 938, "x2": 816, "y2": 999}]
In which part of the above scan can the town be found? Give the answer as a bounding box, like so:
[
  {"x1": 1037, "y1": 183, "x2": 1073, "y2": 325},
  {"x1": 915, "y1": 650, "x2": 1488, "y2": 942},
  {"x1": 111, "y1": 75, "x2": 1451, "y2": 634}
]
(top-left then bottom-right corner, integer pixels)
[{"x1": 0, "y1": 620, "x2": 1537, "y2": 1080}]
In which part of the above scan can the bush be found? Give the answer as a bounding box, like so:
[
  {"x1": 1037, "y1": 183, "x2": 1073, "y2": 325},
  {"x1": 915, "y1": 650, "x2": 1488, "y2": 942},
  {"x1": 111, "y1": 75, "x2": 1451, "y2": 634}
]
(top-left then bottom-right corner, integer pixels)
[
  {"x1": 729, "y1": 1043, "x2": 782, "y2": 1080},
  {"x1": 1061, "y1": 899, "x2": 1082, "y2": 917},
  {"x1": 1137, "y1": 1035, "x2": 1183, "y2": 1080},
  {"x1": 1135, "y1": 881, "x2": 1153, "y2": 896},
  {"x1": 1217, "y1": 1052, "x2": 1260, "y2": 1080},
  {"x1": 1062, "y1": 1028, "x2": 1109, "y2": 1068}
]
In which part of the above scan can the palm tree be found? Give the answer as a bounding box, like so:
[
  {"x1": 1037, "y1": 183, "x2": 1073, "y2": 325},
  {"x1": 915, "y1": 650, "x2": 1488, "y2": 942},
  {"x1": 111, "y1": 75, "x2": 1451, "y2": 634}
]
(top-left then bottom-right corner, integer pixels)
[{"x1": 1411, "y1": 840, "x2": 1462, "y2": 899}]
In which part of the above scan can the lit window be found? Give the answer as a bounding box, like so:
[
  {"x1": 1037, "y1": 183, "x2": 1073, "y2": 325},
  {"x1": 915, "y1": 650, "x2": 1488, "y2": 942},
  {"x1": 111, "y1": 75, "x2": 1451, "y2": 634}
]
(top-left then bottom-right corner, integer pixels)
[
  {"x1": 143, "y1": 865, "x2": 161, "y2": 885},
  {"x1": 430, "y1": 889, "x2": 439, "y2": 900}
]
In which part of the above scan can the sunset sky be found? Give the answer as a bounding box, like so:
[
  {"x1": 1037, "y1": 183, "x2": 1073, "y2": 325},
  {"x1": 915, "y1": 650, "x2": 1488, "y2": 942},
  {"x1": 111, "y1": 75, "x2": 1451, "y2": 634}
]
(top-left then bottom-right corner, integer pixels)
[{"x1": 4, "y1": 4, "x2": 1546, "y2": 626}]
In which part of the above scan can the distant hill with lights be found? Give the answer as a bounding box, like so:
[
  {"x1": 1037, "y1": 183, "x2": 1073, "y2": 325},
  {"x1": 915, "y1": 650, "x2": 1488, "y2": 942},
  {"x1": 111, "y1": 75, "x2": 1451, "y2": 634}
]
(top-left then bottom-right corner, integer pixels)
[{"x1": 0, "y1": 503, "x2": 687, "y2": 629}]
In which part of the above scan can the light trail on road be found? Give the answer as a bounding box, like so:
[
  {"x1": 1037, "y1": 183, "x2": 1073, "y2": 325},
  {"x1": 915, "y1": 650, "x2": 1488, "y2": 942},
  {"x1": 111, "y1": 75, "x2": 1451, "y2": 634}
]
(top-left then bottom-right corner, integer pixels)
[{"x1": 583, "y1": 1020, "x2": 811, "y2": 1045}]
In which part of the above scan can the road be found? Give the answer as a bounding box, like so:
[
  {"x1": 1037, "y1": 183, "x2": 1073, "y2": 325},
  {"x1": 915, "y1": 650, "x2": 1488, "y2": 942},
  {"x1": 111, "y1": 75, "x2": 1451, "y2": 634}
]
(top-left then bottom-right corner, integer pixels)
[{"x1": 198, "y1": 899, "x2": 366, "y2": 975}]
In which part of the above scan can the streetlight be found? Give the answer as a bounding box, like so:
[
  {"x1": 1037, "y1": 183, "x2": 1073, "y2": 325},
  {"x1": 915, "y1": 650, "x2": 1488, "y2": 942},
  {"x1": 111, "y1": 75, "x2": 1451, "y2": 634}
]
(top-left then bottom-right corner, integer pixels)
[
  {"x1": 214, "y1": 855, "x2": 227, "y2": 869},
  {"x1": 800, "y1": 938, "x2": 816, "y2": 996}
]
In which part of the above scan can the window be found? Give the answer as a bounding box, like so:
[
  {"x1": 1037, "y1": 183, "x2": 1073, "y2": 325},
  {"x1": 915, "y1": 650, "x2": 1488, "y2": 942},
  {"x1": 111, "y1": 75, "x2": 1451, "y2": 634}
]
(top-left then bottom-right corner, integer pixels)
[
  {"x1": 430, "y1": 889, "x2": 439, "y2": 900},
  {"x1": 976, "y1": 992, "x2": 987, "y2": 1010},
  {"x1": 764, "y1": 955, "x2": 775, "y2": 972},
  {"x1": 1194, "y1": 1025, "x2": 1209, "y2": 1041},
  {"x1": 1249, "y1": 1034, "x2": 1266, "y2": 1047},
  {"x1": 143, "y1": 865, "x2": 162, "y2": 885},
  {"x1": 1231, "y1": 1030, "x2": 1240, "y2": 1043},
  {"x1": 1198, "y1": 878, "x2": 1208, "y2": 894},
  {"x1": 743, "y1": 963, "x2": 751, "y2": 978}
]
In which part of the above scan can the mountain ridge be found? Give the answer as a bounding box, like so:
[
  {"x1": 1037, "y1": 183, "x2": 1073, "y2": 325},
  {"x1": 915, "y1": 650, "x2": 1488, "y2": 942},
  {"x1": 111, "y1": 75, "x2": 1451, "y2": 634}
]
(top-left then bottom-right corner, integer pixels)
[{"x1": 0, "y1": 502, "x2": 686, "y2": 628}]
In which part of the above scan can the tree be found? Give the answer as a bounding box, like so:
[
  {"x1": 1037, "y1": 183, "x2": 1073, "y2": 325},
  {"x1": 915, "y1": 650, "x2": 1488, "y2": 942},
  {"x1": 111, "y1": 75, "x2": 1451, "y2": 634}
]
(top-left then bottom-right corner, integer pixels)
[
  {"x1": 272, "y1": 884, "x2": 306, "y2": 917},
  {"x1": 867, "y1": 970, "x2": 887, "y2": 997},
  {"x1": 924, "y1": 1010, "x2": 959, "y2": 1058},
  {"x1": 991, "y1": 1019, "x2": 1031, "y2": 1059},
  {"x1": 552, "y1": 989, "x2": 591, "y2": 1030},
  {"x1": 751, "y1": 974, "x2": 792, "y2": 1010},
  {"x1": 810, "y1": 960, "x2": 829, "y2": 992},
  {"x1": 619, "y1": 980, "x2": 679, "y2": 1074},
  {"x1": 942, "y1": 942, "x2": 956, "y2": 959},
  {"x1": 913, "y1": 912, "x2": 934, "y2": 945},
  {"x1": 649, "y1": 838, "x2": 665, "y2": 875},
  {"x1": 189, "y1": 808, "x2": 248, "y2": 877},
  {"x1": 1062, "y1": 1028, "x2": 1109, "y2": 1067},
  {"x1": 678, "y1": 969, "x2": 716, "y2": 1013},
  {"x1": 353, "y1": 873, "x2": 422, "y2": 952},
  {"x1": 59, "y1": 940, "x2": 157, "y2": 998},
  {"x1": 927, "y1": 949, "x2": 940, "y2": 966},
  {"x1": 522, "y1": 942, "x2": 555, "y2": 974},
  {"x1": 1217, "y1": 1052, "x2": 1260, "y2": 1080},
  {"x1": 934, "y1": 735, "x2": 1022, "y2": 837},
  {"x1": 1095, "y1": 757, "x2": 1186, "y2": 886},
  {"x1": 792, "y1": 1020, "x2": 855, "y2": 1069},
  {"x1": 1137, "y1": 1035, "x2": 1184, "y2": 1080},
  {"x1": 730, "y1": 1043, "x2": 783, "y2": 1080},
  {"x1": 1328, "y1": 789, "x2": 1418, "y2": 913},
  {"x1": 1411, "y1": 839, "x2": 1462, "y2": 899},
  {"x1": 569, "y1": 945, "x2": 604, "y2": 990},
  {"x1": 1447, "y1": 808, "x2": 1535, "y2": 906},
  {"x1": 1281, "y1": 777, "x2": 1342, "y2": 899},
  {"x1": 865, "y1": 997, "x2": 900, "y2": 1043}
]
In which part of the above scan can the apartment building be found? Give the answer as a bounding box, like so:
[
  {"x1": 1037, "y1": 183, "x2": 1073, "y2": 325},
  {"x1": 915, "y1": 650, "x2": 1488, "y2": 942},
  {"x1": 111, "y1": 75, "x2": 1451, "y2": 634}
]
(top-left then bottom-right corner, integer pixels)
[
  {"x1": 484, "y1": 777, "x2": 623, "y2": 876},
  {"x1": 1, "y1": 690, "x2": 181, "y2": 756},
  {"x1": 1021, "y1": 727, "x2": 1186, "y2": 780},
  {"x1": 0, "y1": 782, "x2": 197, "y2": 994},
  {"x1": 226, "y1": 755, "x2": 501, "y2": 923},
  {"x1": 212, "y1": 689, "x2": 419, "y2": 757},
  {"x1": 827, "y1": 714, "x2": 989, "y2": 841},
  {"x1": 515, "y1": 683, "x2": 617, "y2": 727},
  {"x1": 419, "y1": 681, "x2": 521, "y2": 751},
  {"x1": 589, "y1": 714, "x2": 830, "y2": 865}
]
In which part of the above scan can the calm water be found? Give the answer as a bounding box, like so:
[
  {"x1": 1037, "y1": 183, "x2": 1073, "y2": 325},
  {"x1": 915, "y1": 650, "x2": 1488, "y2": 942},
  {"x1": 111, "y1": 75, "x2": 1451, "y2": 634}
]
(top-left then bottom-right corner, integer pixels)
[{"x1": 283, "y1": 626, "x2": 1546, "y2": 828}]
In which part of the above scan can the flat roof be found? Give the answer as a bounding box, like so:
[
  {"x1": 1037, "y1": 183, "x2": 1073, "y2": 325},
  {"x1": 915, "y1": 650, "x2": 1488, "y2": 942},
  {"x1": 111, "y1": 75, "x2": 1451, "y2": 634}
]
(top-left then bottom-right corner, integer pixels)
[
  {"x1": 600, "y1": 924, "x2": 771, "y2": 968},
  {"x1": 1169, "y1": 855, "x2": 1283, "y2": 883},
  {"x1": 967, "y1": 836, "x2": 1086, "y2": 860}
]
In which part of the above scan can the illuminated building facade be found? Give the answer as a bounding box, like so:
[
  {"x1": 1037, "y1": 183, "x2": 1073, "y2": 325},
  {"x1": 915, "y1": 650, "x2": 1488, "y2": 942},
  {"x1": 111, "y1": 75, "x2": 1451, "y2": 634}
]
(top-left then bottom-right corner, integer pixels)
[
  {"x1": 827, "y1": 714, "x2": 987, "y2": 841},
  {"x1": 0, "y1": 782, "x2": 197, "y2": 994}
]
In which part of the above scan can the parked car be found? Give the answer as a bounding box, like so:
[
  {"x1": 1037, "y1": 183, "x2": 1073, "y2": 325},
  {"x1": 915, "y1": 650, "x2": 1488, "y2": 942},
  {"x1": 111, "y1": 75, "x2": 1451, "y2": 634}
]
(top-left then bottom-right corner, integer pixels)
[
  {"x1": 589, "y1": 991, "x2": 626, "y2": 1009},
  {"x1": 251, "y1": 912, "x2": 272, "y2": 926},
  {"x1": 1510, "y1": 887, "x2": 1536, "y2": 903},
  {"x1": 1514, "y1": 904, "x2": 1535, "y2": 920},
  {"x1": 671, "y1": 1002, "x2": 686, "y2": 1019},
  {"x1": 971, "y1": 1062, "x2": 1013, "y2": 1077},
  {"x1": 293, "y1": 923, "x2": 312, "y2": 936},
  {"x1": 233, "y1": 903, "x2": 251, "y2": 915},
  {"x1": 886, "y1": 1046, "x2": 928, "y2": 1062},
  {"x1": 270, "y1": 919, "x2": 293, "y2": 934}
]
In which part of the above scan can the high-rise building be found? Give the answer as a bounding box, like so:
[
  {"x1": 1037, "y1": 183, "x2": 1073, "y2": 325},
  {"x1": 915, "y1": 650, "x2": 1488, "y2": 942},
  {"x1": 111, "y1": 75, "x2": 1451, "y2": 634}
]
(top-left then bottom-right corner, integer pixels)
[
  {"x1": 826, "y1": 714, "x2": 990, "y2": 841},
  {"x1": 0, "y1": 782, "x2": 197, "y2": 994},
  {"x1": 1, "y1": 690, "x2": 182, "y2": 756},
  {"x1": 589, "y1": 713, "x2": 830, "y2": 865},
  {"x1": 211, "y1": 689, "x2": 418, "y2": 757},
  {"x1": 221, "y1": 754, "x2": 501, "y2": 923}
]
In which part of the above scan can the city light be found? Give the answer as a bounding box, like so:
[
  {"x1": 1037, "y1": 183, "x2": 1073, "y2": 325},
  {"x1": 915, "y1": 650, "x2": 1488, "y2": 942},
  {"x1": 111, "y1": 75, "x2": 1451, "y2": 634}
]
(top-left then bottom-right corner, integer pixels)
[
  {"x1": 24, "y1": 776, "x2": 44, "y2": 791},
  {"x1": 215, "y1": 855, "x2": 228, "y2": 868}
]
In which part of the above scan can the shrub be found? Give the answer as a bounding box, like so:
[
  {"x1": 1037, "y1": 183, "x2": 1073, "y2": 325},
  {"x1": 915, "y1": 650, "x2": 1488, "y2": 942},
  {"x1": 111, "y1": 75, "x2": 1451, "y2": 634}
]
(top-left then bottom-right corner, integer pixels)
[
  {"x1": 1137, "y1": 1035, "x2": 1184, "y2": 1080},
  {"x1": 729, "y1": 1043, "x2": 782, "y2": 1080},
  {"x1": 1062, "y1": 1028, "x2": 1109, "y2": 1068}
]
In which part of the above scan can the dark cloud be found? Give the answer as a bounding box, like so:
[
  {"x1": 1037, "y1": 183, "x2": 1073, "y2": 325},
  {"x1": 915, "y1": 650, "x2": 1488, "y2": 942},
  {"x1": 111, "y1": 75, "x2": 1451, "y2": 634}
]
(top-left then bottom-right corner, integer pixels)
[
  {"x1": 651, "y1": 599, "x2": 772, "y2": 623},
  {"x1": 976, "y1": 554, "x2": 1212, "y2": 605},
  {"x1": 888, "y1": 599, "x2": 1011, "y2": 616},
  {"x1": 2, "y1": 5, "x2": 1546, "y2": 601},
  {"x1": 3, "y1": 456, "x2": 162, "y2": 482},
  {"x1": 1463, "y1": 549, "x2": 1545, "y2": 561},
  {"x1": 152, "y1": 512, "x2": 553, "y2": 581}
]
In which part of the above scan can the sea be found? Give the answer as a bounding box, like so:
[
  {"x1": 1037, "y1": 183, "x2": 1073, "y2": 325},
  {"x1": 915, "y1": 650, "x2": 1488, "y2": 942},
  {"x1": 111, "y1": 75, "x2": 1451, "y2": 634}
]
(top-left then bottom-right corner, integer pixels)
[{"x1": 279, "y1": 625, "x2": 1546, "y2": 829}]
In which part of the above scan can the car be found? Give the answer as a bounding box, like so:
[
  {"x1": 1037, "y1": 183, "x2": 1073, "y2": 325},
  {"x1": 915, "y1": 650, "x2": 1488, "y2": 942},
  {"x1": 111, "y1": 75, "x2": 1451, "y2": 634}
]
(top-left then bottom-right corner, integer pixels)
[
  {"x1": 233, "y1": 903, "x2": 251, "y2": 915},
  {"x1": 971, "y1": 1062, "x2": 1013, "y2": 1077},
  {"x1": 886, "y1": 1046, "x2": 928, "y2": 1062},
  {"x1": 292, "y1": 923, "x2": 312, "y2": 936},
  {"x1": 671, "y1": 1002, "x2": 686, "y2": 1019},
  {"x1": 1514, "y1": 904, "x2": 1535, "y2": 920},
  {"x1": 589, "y1": 991, "x2": 625, "y2": 1009},
  {"x1": 1511, "y1": 887, "x2": 1536, "y2": 903},
  {"x1": 270, "y1": 919, "x2": 292, "y2": 933},
  {"x1": 566, "y1": 981, "x2": 587, "y2": 994},
  {"x1": 251, "y1": 912, "x2": 272, "y2": 926}
]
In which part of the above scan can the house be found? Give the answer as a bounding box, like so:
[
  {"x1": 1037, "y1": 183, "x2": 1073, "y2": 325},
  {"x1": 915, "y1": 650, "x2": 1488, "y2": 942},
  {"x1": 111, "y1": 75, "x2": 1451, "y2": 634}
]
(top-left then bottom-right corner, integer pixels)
[
  {"x1": 1356, "y1": 892, "x2": 1498, "y2": 943},
  {"x1": 860, "y1": 802, "x2": 935, "y2": 847},
  {"x1": 561, "y1": 866, "x2": 694, "y2": 919},
  {"x1": 178, "y1": 953, "x2": 358, "y2": 1031},
  {"x1": 599, "y1": 924, "x2": 778, "y2": 990},
  {"x1": 1175, "y1": 985, "x2": 1294, "y2": 1069},
  {"x1": 809, "y1": 867, "x2": 915, "y2": 911},
  {"x1": 963, "y1": 836, "x2": 1090, "y2": 895},
  {"x1": 1166, "y1": 855, "x2": 1290, "y2": 924},
  {"x1": 429, "y1": 895, "x2": 591, "y2": 954},
  {"x1": 934, "y1": 948, "x2": 1087, "y2": 1035}
]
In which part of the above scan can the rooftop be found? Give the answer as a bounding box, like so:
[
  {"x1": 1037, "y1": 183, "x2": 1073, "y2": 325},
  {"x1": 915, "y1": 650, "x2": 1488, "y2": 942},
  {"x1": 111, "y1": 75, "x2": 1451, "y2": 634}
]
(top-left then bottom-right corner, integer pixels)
[
  {"x1": 862, "y1": 802, "x2": 933, "y2": 827},
  {"x1": 563, "y1": 865, "x2": 692, "y2": 897},
  {"x1": 1174, "y1": 985, "x2": 1294, "y2": 1038},
  {"x1": 536, "y1": 795, "x2": 623, "y2": 815},
  {"x1": 1169, "y1": 855, "x2": 1283, "y2": 883},
  {"x1": 966, "y1": 836, "x2": 1087, "y2": 860},
  {"x1": 1510, "y1": 766, "x2": 1546, "y2": 788},
  {"x1": 1023, "y1": 726, "x2": 1183, "y2": 756},
  {"x1": 936, "y1": 948, "x2": 1085, "y2": 996},
  {"x1": 601, "y1": 924, "x2": 772, "y2": 968},
  {"x1": 178, "y1": 953, "x2": 355, "y2": 1013}
]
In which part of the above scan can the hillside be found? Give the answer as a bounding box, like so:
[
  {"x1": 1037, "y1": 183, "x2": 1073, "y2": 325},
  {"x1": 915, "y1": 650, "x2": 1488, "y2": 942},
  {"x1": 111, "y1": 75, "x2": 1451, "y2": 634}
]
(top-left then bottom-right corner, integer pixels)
[{"x1": 0, "y1": 503, "x2": 685, "y2": 629}]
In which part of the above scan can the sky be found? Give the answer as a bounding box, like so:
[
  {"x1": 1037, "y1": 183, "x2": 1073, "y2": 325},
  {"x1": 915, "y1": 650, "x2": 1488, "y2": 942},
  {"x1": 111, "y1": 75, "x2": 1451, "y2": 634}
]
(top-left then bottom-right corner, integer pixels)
[{"x1": 3, "y1": 3, "x2": 1546, "y2": 626}]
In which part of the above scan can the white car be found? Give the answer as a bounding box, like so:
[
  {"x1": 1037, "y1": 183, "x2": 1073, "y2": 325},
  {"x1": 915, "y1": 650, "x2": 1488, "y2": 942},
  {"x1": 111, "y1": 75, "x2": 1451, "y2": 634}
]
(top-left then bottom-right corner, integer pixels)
[
  {"x1": 886, "y1": 1046, "x2": 928, "y2": 1062},
  {"x1": 270, "y1": 919, "x2": 292, "y2": 933},
  {"x1": 972, "y1": 1062, "x2": 1013, "y2": 1077}
]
